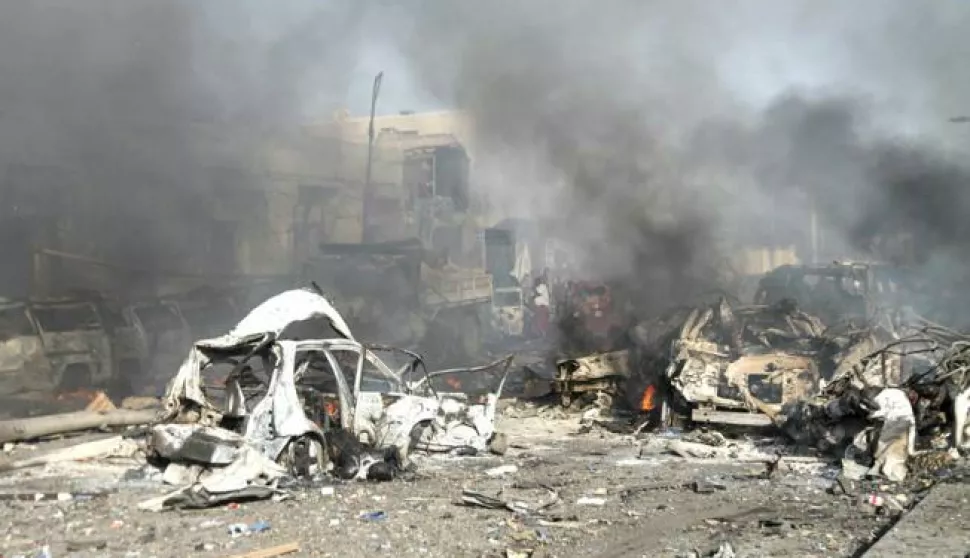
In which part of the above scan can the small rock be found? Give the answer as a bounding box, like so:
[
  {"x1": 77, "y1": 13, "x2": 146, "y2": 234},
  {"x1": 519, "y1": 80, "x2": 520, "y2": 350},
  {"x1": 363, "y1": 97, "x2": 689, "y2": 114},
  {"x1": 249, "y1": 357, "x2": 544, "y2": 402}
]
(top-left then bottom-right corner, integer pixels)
[
  {"x1": 485, "y1": 465, "x2": 519, "y2": 477},
  {"x1": 576, "y1": 497, "x2": 606, "y2": 506}
]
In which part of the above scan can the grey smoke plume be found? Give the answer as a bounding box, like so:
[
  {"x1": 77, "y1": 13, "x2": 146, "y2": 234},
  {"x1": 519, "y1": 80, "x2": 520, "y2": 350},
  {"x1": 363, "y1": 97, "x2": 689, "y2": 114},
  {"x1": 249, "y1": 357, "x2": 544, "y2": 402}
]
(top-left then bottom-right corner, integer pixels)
[
  {"x1": 0, "y1": 0, "x2": 364, "y2": 295},
  {"x1": 385, "y1": 0, "x2": 743, "y2": 315},
  {"x1": 384, "y1": 0, "x2": 970, "y2": 316}
]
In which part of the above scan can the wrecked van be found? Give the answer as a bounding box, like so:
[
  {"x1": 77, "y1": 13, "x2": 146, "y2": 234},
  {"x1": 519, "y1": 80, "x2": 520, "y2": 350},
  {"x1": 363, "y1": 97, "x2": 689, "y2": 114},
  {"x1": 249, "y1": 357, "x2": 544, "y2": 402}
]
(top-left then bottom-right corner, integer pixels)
[
  {"x1": 663, "y1": 298, "x2": 902, "y2": 427},
  {"x1": 160, "y1": 289, "x2": 512, "y2": 475},
  {"x1": 0, "y1": 298, "x2": 129, "y2": 397}
]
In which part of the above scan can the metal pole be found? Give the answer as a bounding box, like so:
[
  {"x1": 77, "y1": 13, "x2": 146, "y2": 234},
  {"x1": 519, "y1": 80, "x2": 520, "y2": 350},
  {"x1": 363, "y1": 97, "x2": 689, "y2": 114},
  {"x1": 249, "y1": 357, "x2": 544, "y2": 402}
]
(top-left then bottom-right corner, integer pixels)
[
  {"x1": 810, "y1": 191, "x2": 819, "y2": 264},
  {"x1": 362, "y1": 71, "x2": 383, "y2": 243}
]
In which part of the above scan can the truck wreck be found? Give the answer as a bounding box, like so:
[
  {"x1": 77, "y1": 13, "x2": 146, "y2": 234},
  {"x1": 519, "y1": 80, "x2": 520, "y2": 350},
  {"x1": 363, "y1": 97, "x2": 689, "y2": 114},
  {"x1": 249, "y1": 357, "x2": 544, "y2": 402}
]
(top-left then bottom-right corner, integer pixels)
[{"x1": 149, "y1": 288, "x2": 512, "y2": 509}]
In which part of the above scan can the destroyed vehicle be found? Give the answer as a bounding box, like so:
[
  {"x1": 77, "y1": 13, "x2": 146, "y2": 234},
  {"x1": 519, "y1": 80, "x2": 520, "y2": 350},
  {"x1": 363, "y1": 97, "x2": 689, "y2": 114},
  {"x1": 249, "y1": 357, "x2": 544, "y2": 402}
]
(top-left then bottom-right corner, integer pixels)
[
  {"x1": 0, "y1": 298, "x2": 140, "y2": 401},
  {"x1": 753, "y1": 261, "x2": 910, "y2": 326},
  {"x1": 555, "y1": 349, "x2": 632, "y2": 407},
  {"x1": 662, "y1": 298, "x2": 902, "y2": 428},
  {"x1": 160, "y1": 289, "x2": 513, "y2": 476}
]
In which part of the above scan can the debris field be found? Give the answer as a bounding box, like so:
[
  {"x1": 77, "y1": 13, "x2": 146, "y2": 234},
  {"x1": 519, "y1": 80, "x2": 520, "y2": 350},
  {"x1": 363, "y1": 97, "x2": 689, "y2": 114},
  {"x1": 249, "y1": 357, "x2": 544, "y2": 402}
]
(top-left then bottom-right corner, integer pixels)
[{"x1": 1, "y1": 280, "x2": 970, "y2": 558}]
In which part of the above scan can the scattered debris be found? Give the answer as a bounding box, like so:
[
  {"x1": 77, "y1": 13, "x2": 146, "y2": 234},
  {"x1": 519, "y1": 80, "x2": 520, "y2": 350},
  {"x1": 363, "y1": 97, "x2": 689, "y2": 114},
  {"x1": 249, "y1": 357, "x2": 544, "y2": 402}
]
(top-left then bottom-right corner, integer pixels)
[
  {"x1": 226, "y1": 542, "x2": 300, "y2": 558},
  {"x1": 575, "y1": 496, "x2": 606, "y2": 506},
  {"x1": 0, "y1": 409, "x2": 157, "y2": 444},
  {"x1": 459, "y1": 486, "x2": 560, "y2": 515},
  {"x1": 555, "y1": 349, "x2": 632, "y2": 408},
  {"x1": 485, "y1": 464, "x2": 519, "y2": 477},
  {"x1": 65, "y1": 538, "x2": 108, "y2": 552},
  {"x1": 359, "y1": 510, "x2": 388, "y2": 522},
  {"x1": 228, "y1": 520, "x2": 271, "y2": 536}
]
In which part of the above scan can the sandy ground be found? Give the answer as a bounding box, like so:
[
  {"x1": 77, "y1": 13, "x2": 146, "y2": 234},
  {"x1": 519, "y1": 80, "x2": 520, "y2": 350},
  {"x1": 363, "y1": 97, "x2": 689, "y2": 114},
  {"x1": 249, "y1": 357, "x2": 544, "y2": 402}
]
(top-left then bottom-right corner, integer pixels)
[{"x1": 0, "y1": 415, "x2": 931, "y2": 558}]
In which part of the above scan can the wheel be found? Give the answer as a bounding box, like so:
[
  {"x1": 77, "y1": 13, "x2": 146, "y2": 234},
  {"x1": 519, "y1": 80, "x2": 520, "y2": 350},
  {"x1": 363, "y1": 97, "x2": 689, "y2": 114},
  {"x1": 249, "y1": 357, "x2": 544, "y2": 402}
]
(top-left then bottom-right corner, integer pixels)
[
  {"x1": 560, "y1": 390, "x2": 572, "y2": 408},
  {"x1": 279, "y1": 435, "x2": 329, "y2": 478},
  {"x1": 488, "y1": 432, "x2": 508, "y2": 456}
]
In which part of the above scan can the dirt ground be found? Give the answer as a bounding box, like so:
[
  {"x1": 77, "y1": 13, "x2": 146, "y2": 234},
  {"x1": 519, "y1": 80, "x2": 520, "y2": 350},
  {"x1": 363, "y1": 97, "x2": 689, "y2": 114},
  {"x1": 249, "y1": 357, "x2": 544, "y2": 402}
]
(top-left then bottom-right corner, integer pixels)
[{"x1": 0, "y1": 414, "x2": 931, "y2": 558}]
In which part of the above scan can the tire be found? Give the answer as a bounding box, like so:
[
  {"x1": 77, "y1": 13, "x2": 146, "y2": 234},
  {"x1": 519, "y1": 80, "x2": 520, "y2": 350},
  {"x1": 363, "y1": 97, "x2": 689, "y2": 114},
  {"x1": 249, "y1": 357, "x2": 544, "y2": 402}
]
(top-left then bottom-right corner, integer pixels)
[
  {"x1": 488, "y1": 432, "x2": 509, "y2": 456},
  {"x1": 402, "y1": 421, "x2": 433, "y2": 461},
  {"x1": 560, "y1": 390, "x2": 573, "y2": 408},
  {"x1": 279, "y1": 435, "x2": 329, "y2": 478}
]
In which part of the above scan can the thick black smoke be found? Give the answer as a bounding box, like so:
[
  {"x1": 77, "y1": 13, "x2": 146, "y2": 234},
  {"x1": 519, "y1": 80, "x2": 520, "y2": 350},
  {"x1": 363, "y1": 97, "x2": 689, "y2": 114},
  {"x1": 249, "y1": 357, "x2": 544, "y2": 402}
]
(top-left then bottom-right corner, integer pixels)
[
  {"x1": 385, "y1": 0, "x2": 739, "y2": 317},
  {"x1": 383, "y1": 1, "x2": 970, "y2": 320},
  {"x1": 0, "y1": 1, "x2": 363, "y2": 297},
  {"x1": 694, "y1": 94, "x2": 970, "y2": 289}
]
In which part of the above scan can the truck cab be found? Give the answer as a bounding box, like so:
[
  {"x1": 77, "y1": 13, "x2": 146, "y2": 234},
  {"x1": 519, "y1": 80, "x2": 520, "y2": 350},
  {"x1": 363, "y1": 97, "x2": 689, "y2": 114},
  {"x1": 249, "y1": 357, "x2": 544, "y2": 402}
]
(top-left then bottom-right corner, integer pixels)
[{"x1": 754, "y1": 261, "x2": 908, "y2": 324}]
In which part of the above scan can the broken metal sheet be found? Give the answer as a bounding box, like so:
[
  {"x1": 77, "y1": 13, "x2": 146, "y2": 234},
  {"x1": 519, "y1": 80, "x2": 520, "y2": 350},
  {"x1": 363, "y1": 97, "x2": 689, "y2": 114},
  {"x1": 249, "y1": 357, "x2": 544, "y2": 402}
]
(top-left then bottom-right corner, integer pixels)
[
  {"x1": 140, "y1": 432, "x2": 287, "y2": 511},
  {"x1": 555, "y1": 350, "x2": 632, "y2": 383},
  {"x1": 138, "y1": 483, "x2": 280, "y2": 512},
  {"x1": 865, "y1": 388, "x2": 916, "y2": 482},
  {"x1": 376, "y1": 392, "x2": 501, "y2": 455},
  {"x1": 161, "y1": 463, "x2": 203, "y2": 486},
  {"x1": 459, "y1": 486, "x2": 559, "y2": 515},
  {"x1": 197, "y1": 444, "x2": 286, "y2": 494},
  {"x1": 243, "y1": 342, "x2": 325, "y2": 462},
  {"x1": 149, "y1": 424, "x2": 244, "y2": 466},
  {"x1": 226, "y1": 289, "x2": 354, "y2": 342}
]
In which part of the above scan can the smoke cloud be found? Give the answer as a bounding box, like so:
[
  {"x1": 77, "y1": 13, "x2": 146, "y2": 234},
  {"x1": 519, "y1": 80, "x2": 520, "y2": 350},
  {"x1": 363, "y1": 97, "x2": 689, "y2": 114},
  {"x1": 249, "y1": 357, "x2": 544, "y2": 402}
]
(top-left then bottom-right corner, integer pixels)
[
  {"x1": 381, "y1": 0, "x2": 970, "y2": 318},
  {"x1": 3, "y1": 0, "x2": 970, "y2": 327},
  {"x1": 0, "y1": 0, "x2": 365, "y2": 295}
]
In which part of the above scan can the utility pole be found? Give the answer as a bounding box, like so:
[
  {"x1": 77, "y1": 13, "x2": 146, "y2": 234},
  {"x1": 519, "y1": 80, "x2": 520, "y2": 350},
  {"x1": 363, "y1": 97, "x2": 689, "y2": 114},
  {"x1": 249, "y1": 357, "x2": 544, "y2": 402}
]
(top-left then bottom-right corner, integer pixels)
[{"x1": 362, "y1": 71, "x2": 383, "y2": 243}]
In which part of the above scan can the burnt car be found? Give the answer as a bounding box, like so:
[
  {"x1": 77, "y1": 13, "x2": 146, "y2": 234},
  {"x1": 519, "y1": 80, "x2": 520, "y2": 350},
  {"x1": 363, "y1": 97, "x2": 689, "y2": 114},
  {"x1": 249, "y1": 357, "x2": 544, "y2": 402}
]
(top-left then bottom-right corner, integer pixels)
[
  {"x1": 161, "y1": 289, "x2": 513, "y2": 472},
  {"x1": 753, "y1": 261, "x2": 910, "y2": 326},
  {"x1": 555, "y1": 350, "x2": 632, "y2": 408},
  {"x1": 662, "y1": 298, "x2": 902, "y2": 427},
  {"x1": 0, "y1": 298, "x2": 127, "y2": 398}
]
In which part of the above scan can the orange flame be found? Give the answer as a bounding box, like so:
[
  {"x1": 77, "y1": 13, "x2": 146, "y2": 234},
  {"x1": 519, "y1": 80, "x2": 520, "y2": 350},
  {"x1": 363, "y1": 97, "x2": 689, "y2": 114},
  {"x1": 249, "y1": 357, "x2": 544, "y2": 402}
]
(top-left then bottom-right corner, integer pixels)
[
  {"x1": 55, "y1": 389, "x2": 100, "y2": 401},
  {"x1": 55, "y1": 389, "x2": 115, "y2": 412},
  {"x1": 640, "y1": 385, "x2": 656, "y2": 412}
]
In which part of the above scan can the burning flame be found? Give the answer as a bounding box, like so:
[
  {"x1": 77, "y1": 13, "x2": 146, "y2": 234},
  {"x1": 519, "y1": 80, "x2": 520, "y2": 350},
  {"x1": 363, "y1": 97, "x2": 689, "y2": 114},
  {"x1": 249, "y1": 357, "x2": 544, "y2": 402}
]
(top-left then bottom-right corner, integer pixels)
[
  {"x1": 640, "y1": 385, "x2": 656, "y2": 412},
  {"x1": 56, "y1": 389, "x2": 101, "y2": 400},
  {"x1": 445, "y1": 377, "x2": 462, "y2": 390},
  {"x1": 55, "y1": 389, "x2": 115, "y2": 412}
]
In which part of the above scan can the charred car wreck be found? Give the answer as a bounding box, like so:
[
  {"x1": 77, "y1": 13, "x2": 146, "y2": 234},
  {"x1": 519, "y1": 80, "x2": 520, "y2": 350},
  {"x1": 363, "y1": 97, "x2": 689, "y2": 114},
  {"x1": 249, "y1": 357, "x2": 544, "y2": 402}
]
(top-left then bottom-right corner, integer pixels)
[
  {"x1": 663, "y1": 297, "x2": 901, "y2": 428},
  {"x1": 143, "y1": 289, "x2": 512, "y2": 510},
  {"x1": 654, "y1": 293, "x2": 970, "y2": 483}
]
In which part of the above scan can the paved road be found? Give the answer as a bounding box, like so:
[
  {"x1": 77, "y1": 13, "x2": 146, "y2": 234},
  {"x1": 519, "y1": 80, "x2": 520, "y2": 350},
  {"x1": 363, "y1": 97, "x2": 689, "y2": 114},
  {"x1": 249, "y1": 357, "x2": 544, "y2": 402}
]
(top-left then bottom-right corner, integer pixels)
[{"x1": 863, "y1": 482, "x2": 970, "y2": 557}]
